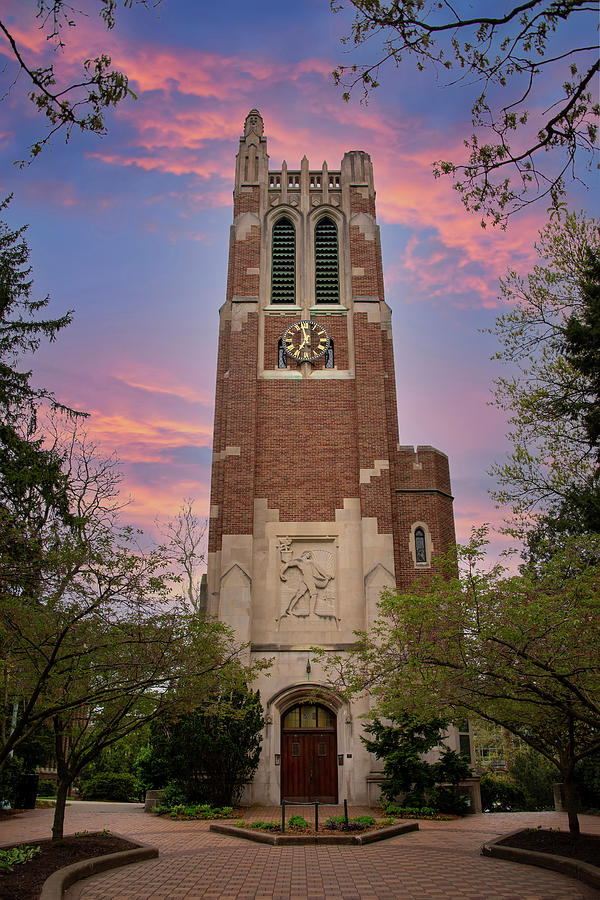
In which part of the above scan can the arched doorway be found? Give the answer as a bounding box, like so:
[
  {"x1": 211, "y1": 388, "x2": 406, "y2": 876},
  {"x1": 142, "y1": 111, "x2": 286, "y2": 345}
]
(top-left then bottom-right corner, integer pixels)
[{"x1": 281, "y1": 703, "x2": 337, "y2": 803}]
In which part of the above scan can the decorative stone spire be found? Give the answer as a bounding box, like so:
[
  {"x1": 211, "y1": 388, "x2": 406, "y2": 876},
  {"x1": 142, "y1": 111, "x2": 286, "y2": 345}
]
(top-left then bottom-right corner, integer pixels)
[
  {"x1": 244, "y1": 109, "x2": 264, "y2": 138},
  {"x1": 235, "y1": 109, "x2": 268, "y2": 191}
]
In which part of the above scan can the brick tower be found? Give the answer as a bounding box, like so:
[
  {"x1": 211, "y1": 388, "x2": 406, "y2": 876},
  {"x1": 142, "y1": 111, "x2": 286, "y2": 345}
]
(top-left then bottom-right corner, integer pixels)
[{"x1": 206, "y1": 110, "x2": 458, "y2": 805}]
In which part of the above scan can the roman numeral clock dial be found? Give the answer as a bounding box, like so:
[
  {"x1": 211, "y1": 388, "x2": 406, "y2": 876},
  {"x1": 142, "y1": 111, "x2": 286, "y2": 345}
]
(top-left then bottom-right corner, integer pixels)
[{"x1": 282, "y1": 320, "x2": 330, "y2": 363}]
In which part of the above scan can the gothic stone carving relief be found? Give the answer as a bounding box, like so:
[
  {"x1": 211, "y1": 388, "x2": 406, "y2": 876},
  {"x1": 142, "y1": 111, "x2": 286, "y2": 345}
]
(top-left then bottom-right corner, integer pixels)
[{"x1": 276, "y1": 538, "x2": 338, "y2": 626}]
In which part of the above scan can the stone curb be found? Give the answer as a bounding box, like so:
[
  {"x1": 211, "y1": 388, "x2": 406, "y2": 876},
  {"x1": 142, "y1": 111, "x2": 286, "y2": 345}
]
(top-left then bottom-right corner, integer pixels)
[
  {"x1": 481, "y1": 827, "x2": 600, "y2": 891},
  {"x1": 39, "y1": 832, "x2": 158, "y2": 899},
  {"x1": 210, "y1": 821, "x2": 418, "y2": 845}
]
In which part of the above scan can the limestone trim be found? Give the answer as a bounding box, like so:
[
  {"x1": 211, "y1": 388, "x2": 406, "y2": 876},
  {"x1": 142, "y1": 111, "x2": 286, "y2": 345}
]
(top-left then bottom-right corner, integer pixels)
[
  {"x1": 252, "y1": 643, "x2": 358, "y2": 652},
  {"x1": 364, "y1": 562, "x2": 395, "y2": 593},
  {"x1": 230, "y1": 301, "x2": 256, "y2": 332},
  {"x1": 234, "y1": 211, "x2": 260, "y2": 241},
  {"x1": 214, "y1": 445, "x2": 241, "y2": 461},
  {"x1": 308, "y1": 369, "x2": 354, "y2": 380},
  {"x1": 308, "y1": 305, "x2": 348, "y2": 316},
  {"x1": 260, "y1": 369, "x2": 303, "y2": 380},
  {"x1": 359, "y1": 459, "x2": 389, "y2": 484},
  {"x1": 220, "y1": 562, "x2": 251, "y2": 587},
  {"x1": 264, "y1": 305, "x2": 302, "y2": 315},
  {"x1": 266, "y1": 682, "x2": 347, "y2": 714},
  {"x1": 354, "y1": 300, "x2": 381, "y2": 323},
  {"x1": 350, "y1": 211, "x2": 376, "y2": 240}
]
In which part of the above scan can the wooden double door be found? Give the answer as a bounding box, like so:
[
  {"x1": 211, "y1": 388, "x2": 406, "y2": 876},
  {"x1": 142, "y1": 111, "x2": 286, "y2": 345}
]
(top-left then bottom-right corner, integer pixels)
[{"x1": 281, "y1": 729, "x2": 337, "y2": 803}]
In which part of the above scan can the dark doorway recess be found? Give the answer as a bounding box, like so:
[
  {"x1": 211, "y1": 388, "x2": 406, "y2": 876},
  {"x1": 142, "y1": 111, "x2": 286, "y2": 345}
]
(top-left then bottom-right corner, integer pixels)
[{"x1": 281, "y1": 704, "x2": 337, "y2": 803}]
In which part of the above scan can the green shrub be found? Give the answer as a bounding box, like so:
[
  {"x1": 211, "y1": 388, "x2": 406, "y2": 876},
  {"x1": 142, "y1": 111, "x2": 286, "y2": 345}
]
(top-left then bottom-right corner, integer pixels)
[
  {"x1": 510, "y1": 749, "x2": 555, "y2": 810},
  {"x1": 79, "y1": 772, "x2": 136, "y2": 802},
  {"x1": 161, "y1": 781, "x2": 185, "y2": 807},
  {"x1": 576, "y1": 751, "x2": 600, "y2": 810},
  {"x1": 480, "y1": 773, "x2": 525, "y2": 812},
  {"x1": 381, "y1": 804, "x2": 449, "y2": 819},
  {"x1": 362, "y1": 716, "x2": 471, "y2": 811},
  {"x1": 143, "y1": 688, "x2": 264, "y2": 807},
  {"x1": 352, "y1": 815, "x2": 376, "y2": 826},
  {"x1": 251, "y1": 821, "x2": 280, "y2": 831},
  {"x1": 287, "y1": 815, "x2": 309, "y2": 828},
  {"x1": 37, "y1": 779, "x2": 57, "y2": 798},
  {"x1": 429, "y1": 786, "x2": 470, "y2": 815},
  {"x1": 163, "y1": 802, "x2": 233, "y2": 820},
  {"x1": 0, "y1": 756, "x2": 23, "y2": 808},
  {"x1": 0, "y1": 845, "x2": 41, "y2": 871}
]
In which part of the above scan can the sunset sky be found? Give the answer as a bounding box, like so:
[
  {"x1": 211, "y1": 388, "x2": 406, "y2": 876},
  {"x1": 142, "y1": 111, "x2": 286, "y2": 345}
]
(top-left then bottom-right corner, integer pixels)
[{"x1": 1, "y1": 0, "x2": 597, "y2": 557}]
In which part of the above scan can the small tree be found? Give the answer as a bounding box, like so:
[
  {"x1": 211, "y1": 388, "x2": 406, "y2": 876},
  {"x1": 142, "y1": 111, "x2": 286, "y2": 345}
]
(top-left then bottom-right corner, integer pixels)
[
  {"x1": 157, "y1": 498, "x2": 207, "y2": 613},
  {"x1": 142, "y1": 688, "x2": 264, "y2": 807},
  {"x1": 322, "y1": 529, "x2": 600, "y2": 834},
  {"x1": 488, "y1": 211, "x2": 599, "y2": 540},
  {"x1": 362, "y1": 715, "x2": 471, "y2": 811}
]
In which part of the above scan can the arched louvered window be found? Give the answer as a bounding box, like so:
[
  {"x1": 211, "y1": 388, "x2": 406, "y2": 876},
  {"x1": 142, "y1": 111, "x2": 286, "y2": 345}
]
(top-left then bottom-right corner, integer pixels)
[
  {"x1": 271, "y1": 217, "x2": 296, "y2": 304},
  {"x1": 314, "y1": 217, "x2": 339, "y2": 304}
]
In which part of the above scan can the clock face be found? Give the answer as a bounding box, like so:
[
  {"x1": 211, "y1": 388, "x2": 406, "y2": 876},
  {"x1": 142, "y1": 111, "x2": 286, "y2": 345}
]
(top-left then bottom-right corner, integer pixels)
[{"x1": 282, "y1": 320, "x2": 330, "y2": 362}]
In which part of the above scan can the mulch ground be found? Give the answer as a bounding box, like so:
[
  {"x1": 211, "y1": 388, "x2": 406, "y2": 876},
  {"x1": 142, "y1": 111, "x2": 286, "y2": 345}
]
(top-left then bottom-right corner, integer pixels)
[
  {"x1": 498, "y1": 828, "x2": 600, "y2": 867},
  {"x1": 0, "y1": 832, "x2": 138, "y2": 900}
]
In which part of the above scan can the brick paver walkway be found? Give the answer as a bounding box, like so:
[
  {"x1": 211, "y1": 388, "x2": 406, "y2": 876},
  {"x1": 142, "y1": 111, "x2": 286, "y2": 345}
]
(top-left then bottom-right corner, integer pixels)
[{"x1": 2, "y1": 802, "x2": 599, "y2": 898}]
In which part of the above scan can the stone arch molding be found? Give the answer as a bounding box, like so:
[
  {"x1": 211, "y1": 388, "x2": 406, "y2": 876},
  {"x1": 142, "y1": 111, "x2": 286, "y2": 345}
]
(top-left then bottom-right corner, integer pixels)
[
  {"x1": 220, "y1": 562, "x2": 251, "y2": 588},
  {"x1": 364, "y1": 562, "x2": 395, "y2": 630},
  {"x1": 266, "y1": 682, "x2": 346, "y2": 716},
  {"x1": 364, "y1": 562, "x2": 395, "y2": 593},
  {"x1": 219, "y1": 564, "x2": 252, "y2": 642}
]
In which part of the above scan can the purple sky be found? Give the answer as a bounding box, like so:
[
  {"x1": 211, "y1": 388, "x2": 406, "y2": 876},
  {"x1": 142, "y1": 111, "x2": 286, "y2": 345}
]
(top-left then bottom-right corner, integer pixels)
[{"x1": 1, "y1": 0, "x2": 597, "y2": 557}]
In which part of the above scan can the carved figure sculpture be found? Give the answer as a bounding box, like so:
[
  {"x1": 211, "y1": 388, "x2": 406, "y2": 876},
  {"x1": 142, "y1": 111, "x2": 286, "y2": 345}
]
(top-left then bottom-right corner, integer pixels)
[{"x1": 279, "y1": 550, "x2": 332, "y2": 619}]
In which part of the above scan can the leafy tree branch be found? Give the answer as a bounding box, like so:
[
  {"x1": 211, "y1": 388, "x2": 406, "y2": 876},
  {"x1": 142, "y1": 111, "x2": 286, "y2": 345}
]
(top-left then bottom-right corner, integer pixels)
[
  {"x1": 331, "y1": 0, "x2": 599, "y2": 224},
  {"x1": 0, "y1": 1, "x2": 161, "y2": 163}
]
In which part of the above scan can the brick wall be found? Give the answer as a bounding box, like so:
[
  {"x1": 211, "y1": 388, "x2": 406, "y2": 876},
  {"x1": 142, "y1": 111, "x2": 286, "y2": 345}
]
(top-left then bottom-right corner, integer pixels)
[
  {"x1": 255, "y1": 378, "x2": 359, "y2": 522},
  {"x1": 209, "y1": 141, "x2": 456, "y2": 579}
]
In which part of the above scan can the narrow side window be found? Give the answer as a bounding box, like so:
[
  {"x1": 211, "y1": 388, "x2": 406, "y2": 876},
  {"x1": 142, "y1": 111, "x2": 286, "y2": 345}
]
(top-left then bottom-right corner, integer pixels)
[{"x1": 414, "y1": 527, "x2": 427, "y2": 563}]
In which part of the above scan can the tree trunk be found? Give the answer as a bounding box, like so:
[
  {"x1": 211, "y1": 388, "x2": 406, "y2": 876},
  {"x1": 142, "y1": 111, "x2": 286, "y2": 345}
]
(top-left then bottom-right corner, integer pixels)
[
  {"x1": 562, "y1": 715, "x2": 580, "y2": 836},
  {"x1": 52, "y1": 778, "x2": 71, "y2": 841},
  {"x1": 52, "y1": 713, "x2": 72, "y2": 841},
  {"x1": 563, "y1": 769, "x2": 580, "y2": 836}
]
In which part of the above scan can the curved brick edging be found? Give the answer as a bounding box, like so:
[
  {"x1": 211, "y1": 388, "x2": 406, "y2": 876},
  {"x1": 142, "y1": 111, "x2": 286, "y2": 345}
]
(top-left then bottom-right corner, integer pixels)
[
  {"x1": 39, "y1": 832, "x2": 158, "y2": 900},
  {"x1": 481, "y1": 828, "x2": 600, "y2": 892},
  {"x1": 210, "y1": 821, "x2": 418, "y2": 845}
]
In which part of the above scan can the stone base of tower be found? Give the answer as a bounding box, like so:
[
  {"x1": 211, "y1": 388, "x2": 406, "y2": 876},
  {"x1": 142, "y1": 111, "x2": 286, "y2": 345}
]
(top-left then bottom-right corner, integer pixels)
[
  {"x1": 236, "y1": 660, "x2": 477, "y2": 809},
  {"x1": 241, "y1": 660, "x2": 377, "y2": 807}
]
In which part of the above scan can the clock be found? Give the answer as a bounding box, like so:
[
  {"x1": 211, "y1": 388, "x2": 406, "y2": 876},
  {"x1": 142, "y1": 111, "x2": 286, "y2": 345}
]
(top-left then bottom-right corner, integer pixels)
[{"x1": 282, "y1": 320, "x2": 330, "y2": 363}]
